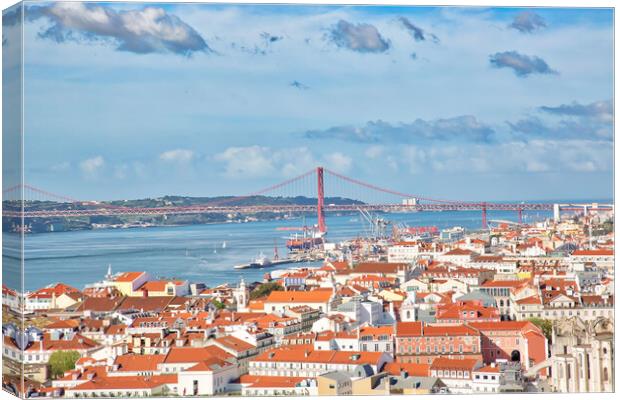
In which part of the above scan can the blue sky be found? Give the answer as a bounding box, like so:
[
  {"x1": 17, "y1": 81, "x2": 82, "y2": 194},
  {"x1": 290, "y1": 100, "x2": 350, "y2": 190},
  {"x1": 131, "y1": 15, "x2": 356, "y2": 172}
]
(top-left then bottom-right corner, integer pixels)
[{"x1": 2, "y1": 2, "x2": 614, "y2": 201}]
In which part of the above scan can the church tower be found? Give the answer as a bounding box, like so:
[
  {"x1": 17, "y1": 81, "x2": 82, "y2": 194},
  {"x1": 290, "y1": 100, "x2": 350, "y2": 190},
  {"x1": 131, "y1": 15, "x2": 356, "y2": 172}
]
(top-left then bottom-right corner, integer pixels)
[{"x1": 233, "y1": 278, "x2": 250, "y2": 312}]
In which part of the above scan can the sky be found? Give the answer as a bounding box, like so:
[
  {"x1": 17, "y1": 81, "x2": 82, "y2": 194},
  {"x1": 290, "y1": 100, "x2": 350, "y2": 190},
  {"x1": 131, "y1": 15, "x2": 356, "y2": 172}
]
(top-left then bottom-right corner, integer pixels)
[{"x1": 1, "y1": 2, "x2": 614, "y2": 202}]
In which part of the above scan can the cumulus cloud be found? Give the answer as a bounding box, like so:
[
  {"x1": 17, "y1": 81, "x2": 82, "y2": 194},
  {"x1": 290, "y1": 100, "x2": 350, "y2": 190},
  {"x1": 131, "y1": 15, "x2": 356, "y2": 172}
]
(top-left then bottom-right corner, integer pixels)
[
  {"x1": 80, "y1": 156, "x2": 105, "y2": 176},
  {"x1": 400, "y1": 140, "x2": 611, "y2": 175},
  {"x1": 215, "y1": 146, "x2": 310, "y2": 178},
  {"x1": 27, "y1": 3, "x2": 209, "y2": 56},
  {"x1": 489, "y1": 51, "x2": 556, "y2": 77},
  {"x1": 214, "y1": 146, "x2": 355, "y2": 178},
  {"x1": 305, "y1": 115, "x2": 495, "y2": 143},
  {"x1": 160, "y1": 149, "x2": 195, "y2": 163},
  {"x1": 540, "y1": 100, "x2": 612, "y2": 123},
  {"x1": 327, "y1": 19, "x2": 390, "y2": 53},
  {"x1": 509, "y1": 99, "x2": 613, "y2": 141},
  {"x1": 509, "y1": 11, "x2": 546, "y2": 33},
  {"x1": 398, "y1": 17, "x2": 439, "y2": 43},
  {"x1": 323, "y1": 152, "x2": 352, "y2": 173}
]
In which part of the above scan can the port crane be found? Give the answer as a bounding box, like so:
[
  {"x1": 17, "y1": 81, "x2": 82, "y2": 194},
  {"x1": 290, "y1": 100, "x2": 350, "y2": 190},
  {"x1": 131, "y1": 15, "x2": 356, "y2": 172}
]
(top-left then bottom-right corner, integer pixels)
[{"x1": 357, "y1": 207, "x2": 391, "y2": 239}]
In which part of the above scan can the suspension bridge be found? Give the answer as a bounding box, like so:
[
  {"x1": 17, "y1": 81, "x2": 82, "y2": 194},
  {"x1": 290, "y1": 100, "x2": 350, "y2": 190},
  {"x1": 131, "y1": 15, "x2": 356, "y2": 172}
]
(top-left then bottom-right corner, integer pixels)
[{"x1": 2, "y1": 167, "x2": 612, "y2": 229}]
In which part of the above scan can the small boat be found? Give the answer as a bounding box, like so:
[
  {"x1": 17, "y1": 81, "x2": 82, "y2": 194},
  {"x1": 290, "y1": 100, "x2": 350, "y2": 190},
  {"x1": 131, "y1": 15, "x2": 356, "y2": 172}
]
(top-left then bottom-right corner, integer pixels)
[
  {"x1": 250, "y1": 252, "x2": 272, "y2": 268},
  {"x1": 234, "y1": 252, "x2": 272, "y2": 269},
  {"x1": 222, "y1": 241, "x2": 227, "y2": 249}
]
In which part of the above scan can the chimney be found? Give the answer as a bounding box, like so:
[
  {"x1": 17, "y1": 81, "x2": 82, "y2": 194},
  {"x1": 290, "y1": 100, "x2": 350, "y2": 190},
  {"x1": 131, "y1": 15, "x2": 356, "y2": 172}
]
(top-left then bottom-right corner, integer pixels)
[{"x1": 400, "y1": 370, "x2": 409, "y2": 379}]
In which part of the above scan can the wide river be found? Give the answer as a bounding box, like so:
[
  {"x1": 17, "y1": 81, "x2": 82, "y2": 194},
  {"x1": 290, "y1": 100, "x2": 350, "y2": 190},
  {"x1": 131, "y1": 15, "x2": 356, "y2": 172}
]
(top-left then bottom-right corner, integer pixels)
[{"x1": 1, "y1": 208, "x2": 561, "y2": 291}]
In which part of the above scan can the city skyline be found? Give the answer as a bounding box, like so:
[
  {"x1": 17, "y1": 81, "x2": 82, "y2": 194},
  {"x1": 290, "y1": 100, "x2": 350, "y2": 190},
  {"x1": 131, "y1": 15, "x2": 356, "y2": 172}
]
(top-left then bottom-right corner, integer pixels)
[{"x1": 2, "y1": 2, "x2": 614, "y2": 201}]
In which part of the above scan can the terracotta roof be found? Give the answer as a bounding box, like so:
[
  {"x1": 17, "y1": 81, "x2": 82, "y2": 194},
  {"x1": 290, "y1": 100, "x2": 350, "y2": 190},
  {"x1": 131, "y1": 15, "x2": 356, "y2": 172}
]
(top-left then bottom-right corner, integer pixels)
[
  {"x1": 383, "y1": 362, "x2": 430, "y2": 377},
  {"x1": 213, "y1": 336, "x2": 256, "y2": 353},
  {"x1": 114, "y1": 354, "x2": 165, "y2": 372},
  {"x1": 397, "y1": 322, "x2": 478, "y2": 337},
  {"x1": 28, "y1": 283, "x2": 80, "y2": 299},
  {"x1": 138, "y1": 280, "x2": 186, "y2": 292},
  {"x1": 5, "y1": 333, "x2": 101, "y2": 352},
  {"x1": 352, "y1": 262, "x2": 409, "y2": 274},
  {"x1": 468, "y1": 321, "x2": 537, "y2": 332},
  {"x1": 477, "y1": 365, "x2": 500, "y2": 373},
  {"x1": 46, "y1": 319, "x2": 80, "y2": 329},
  {"x1": 430, "y1": 357, "x2": 479, "y2": 371},
  {"x1": 572, "y1": 249, "x2": 613, "y2": 256},
  {"x1": 114, "y1": 272, "x2": 146, "y2": 282},
  {"x1": 253, "y1": 344, "x2": 384, "y2": 365},
  {"x1": 443, "y1": 248, "x2": 476, "y2": 256},
  {"x1": 359, "y1": 325, "x2": 394, "y2": 339},
  {"x1": 116, "y1": 296, "x2": 175, "y2": 312},
  {"x1": 163, "y1": 346, "x2": 232, "y2": 364},
  {"x1": 516, "y1": 295, "x2": 542, "y2": 305},
  {"x1": 480, "y1": 279, "x2": 529, "y2": 288},
  {"x1": 265, "y1": 290, "x2": 333, "y2": 304},
  {"x1": 68, "y1": 375, "x2": 176, "y2": 391},
  {"x1": 76, "y1": 297, "x2": 124, "y2": 313}
]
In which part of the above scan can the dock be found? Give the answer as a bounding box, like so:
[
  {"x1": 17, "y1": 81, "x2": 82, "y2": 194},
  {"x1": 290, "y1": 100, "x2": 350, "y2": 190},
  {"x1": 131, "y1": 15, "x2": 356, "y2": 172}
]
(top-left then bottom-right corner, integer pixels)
[{"x1": 233, "y1": 257, "x2": 320, "y2": 270}]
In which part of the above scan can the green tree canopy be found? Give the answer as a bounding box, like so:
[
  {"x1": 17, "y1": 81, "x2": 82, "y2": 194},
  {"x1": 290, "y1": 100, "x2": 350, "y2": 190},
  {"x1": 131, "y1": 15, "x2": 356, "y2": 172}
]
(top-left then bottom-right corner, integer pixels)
[
  {"x1": 250, "y1": 282, "x2": 284, "y2": 300},
  {"x1": 48, "y1": 350, "x2": 81, "y2": 379},
  {"x1": 212, "y1": 299, "x2": 226, "y2": 310}
]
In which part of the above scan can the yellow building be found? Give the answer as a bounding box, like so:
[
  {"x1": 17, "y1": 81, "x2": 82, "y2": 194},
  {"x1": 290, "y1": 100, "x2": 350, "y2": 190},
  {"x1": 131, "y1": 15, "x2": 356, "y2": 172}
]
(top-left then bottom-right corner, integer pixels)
[{"x1": 112, "y1": 272, "x2": 151, "y2": 296}]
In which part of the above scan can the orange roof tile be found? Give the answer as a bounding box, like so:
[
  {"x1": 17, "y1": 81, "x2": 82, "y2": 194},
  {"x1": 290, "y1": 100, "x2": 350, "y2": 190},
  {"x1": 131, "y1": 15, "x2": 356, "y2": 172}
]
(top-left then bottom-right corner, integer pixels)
[
  {"x1": 114, "y1": 272, "x2": 145, "y2": 282},
  {"x1": 430, "y1": 357, "x2": 479, "y2": 371},
  {"x1": 265, "y1": 290, "x2": 332, "y2": 304},
  {"x1": 383, "y1": 362, "x2": 430, "y2": 377}
]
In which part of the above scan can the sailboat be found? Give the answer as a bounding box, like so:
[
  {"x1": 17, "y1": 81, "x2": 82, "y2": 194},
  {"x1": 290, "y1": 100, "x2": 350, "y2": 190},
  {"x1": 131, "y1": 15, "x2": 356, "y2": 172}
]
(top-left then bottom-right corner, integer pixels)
[{"x1": 222, "y1": 241, "x2": 227, "y2": 249}]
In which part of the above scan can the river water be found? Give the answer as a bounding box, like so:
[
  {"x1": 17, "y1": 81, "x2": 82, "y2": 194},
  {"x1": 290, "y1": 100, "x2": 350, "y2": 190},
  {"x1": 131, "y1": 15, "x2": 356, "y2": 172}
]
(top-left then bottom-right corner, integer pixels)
[{"x1": 3, "y1": 209, "x2": 557, "y2": 291}]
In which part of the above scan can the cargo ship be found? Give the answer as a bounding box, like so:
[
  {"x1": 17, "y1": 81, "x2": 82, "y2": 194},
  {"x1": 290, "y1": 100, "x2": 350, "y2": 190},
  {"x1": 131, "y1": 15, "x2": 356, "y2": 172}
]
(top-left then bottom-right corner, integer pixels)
[{"x1": 286, "y1": 230, "x2": 325, "y2": 250}]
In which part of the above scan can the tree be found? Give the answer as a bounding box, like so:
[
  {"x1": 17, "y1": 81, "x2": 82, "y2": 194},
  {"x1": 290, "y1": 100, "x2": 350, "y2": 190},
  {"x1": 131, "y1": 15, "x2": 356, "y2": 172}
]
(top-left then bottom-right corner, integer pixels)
[
  {"x1": 211, "y1": 299, "x2": 226, "y2": 310},
  {"x1": 48, "y1": 350, "x2": 81, "y2": 378},
  {"x1": 527, "y1": 318, "x2": 553, "y2": 341},
  {"x1": 250, "y1": 282, "x2": 284, "y2": 300}
]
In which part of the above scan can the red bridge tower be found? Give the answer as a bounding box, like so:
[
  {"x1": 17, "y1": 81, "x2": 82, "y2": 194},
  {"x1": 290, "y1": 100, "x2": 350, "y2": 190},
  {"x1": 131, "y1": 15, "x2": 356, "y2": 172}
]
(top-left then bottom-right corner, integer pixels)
[{"x1": 317, "y1": 167, "x2": 326, "y2": 233}]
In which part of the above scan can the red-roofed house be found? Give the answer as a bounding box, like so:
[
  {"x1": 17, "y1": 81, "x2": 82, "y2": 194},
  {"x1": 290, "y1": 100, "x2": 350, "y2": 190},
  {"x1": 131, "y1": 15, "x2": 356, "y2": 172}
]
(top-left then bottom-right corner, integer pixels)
[
  {"x1": 395, "y1": 322, "x2": 482, "y2": 364},
  {"x1": 435, "y1": 301, "x2": 501, "y2": 324},
  {"x1": 264, "y1": 290, "x2": 338, "y2": 313},
  {"x1": 429, "y1": 357, "x2": 483, "y2": 393},
  {"x1": 570, "y1": 249, "x2": 614, "y2": 270},
  {"x1": 468, "y1": 321, "x2": 548, "y2": 369},
  {"x1": 25, "y1": 283, "x2": 81, "y2": 311},
  {"x1": 249, "y1": 344, "x2": 392, "y2": 377},
  {"x1": 136, "y1": 280, "x2": 189, "y2": 297},
  {"x1": 112, "y1": 272, "x2": 152, "y2": 296}
]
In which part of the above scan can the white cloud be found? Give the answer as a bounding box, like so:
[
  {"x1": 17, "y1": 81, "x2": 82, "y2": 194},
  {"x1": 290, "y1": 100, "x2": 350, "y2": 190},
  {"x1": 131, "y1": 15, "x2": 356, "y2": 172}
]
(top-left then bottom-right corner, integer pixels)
[
  {"x1": 214, "y1": 146, "x2": 355, "y2": 178},
  {"x1": 79, "y1": 156, "x2": 105, "y2": 176},
  {"x1": 525, "y1": 160, "x2": 550, "y2": 172},
  {"x1": 28, "y1": 3, "x2": 209, "y2": 55},
  {"x1": 401, "y1": 140, "x2": 611, "y2": 175},
  {"x1": 214, "y1": 146, "x2": 278, "y2": 178},
  {"x1": 364, "y1": 145, "x2": 385, "y2": 159},
  {"x1": 160, "y1": 149, "x2": 194, "y2": 163},
  {"x1": 323, "y1": 152, "x2": 352, "y2": 173}
]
